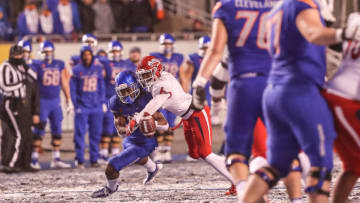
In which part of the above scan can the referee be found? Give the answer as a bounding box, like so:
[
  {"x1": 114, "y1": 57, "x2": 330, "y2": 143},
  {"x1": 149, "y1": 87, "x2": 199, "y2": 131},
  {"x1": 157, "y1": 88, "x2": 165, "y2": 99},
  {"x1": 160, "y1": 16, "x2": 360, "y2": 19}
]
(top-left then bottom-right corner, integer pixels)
[{"x1": 0, "y1": 45, "x2": 40, "y2": 173}]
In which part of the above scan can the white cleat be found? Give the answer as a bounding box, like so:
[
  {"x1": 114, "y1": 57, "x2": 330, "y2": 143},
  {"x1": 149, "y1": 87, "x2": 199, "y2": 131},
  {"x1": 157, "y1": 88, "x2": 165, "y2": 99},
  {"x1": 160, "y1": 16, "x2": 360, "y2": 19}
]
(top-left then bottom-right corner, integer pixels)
[
  {"x1": 185, "y1": 155, "x2": 198, "y2": 162},
  {"x1": 143, "y1": 163, "x2": 163, "y2": 185},
  {"x1": 163, "y1": 151, "x2": 172, "y2": 163},
  {"x1": 30, "y1": 161, "x2": 41, "y2": 170},
  {"x1": 51, "y1": 159, "x2": 71, "y2": 169}
]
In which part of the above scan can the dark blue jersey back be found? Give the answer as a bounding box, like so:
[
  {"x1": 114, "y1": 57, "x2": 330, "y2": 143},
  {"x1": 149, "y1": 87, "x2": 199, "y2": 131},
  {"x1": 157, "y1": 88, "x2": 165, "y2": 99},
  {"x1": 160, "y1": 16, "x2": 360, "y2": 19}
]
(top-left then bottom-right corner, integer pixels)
[
  {"x1": 32, "y1": 59, "x2": 65, "y2": 99},
  {"x1": 108, "y1": 90, "x2": 154, "y2": 143},
  {"x1": 213, "y1": 0, "x2": 278, "y2": 78},
  {"x1": 150, "y1": 52, "x2": 184, "y2": 78},
  {"x1": 188, "y1": 53, "x2": 210, "y2": 93},
  {"x1": 267, "y1": 0, "x2": 326, "y2": 86},
  {"x1": 104, "y1": 59, "x2": 136, "y2": 99}
]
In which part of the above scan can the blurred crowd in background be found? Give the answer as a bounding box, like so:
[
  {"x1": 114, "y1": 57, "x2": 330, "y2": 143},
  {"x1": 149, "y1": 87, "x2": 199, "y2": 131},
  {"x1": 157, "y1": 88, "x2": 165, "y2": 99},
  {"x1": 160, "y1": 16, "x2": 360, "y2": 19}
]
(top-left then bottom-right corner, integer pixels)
[{"x1": 0, "y1": 0, "x2": 166, "y2": 41}]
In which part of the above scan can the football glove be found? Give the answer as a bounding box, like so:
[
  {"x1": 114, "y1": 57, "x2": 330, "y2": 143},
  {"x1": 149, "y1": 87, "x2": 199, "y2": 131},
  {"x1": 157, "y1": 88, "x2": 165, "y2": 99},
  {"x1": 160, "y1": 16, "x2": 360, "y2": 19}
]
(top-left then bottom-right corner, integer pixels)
[{"x1": 192, "y1": 76, "x2": 207, "y2": 110}]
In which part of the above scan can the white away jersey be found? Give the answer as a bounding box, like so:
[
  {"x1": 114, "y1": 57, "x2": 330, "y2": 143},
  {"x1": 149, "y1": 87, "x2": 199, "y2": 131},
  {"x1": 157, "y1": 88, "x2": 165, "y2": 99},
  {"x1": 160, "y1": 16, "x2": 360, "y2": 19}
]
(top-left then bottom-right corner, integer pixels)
[
  {"x1": 326, "y1": 40, "x2": 360, "y2": 100},
  {"x1": 151, "y1": 71, "x2": 192, "y2": 116}
]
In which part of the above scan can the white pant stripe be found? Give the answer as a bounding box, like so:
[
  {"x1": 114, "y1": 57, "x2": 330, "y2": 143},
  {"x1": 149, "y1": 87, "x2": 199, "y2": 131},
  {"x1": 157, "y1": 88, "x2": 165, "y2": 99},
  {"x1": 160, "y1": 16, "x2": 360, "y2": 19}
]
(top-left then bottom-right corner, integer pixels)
[
  {"x1": 201, "y1": 109, "x2": 212, "y2": 145},
  {"x1": 5, "y1": 100, "x2": 22, "y2": 167},
  {"x1": 335, "y1": 106, "x2": 360, "y2": 149}
]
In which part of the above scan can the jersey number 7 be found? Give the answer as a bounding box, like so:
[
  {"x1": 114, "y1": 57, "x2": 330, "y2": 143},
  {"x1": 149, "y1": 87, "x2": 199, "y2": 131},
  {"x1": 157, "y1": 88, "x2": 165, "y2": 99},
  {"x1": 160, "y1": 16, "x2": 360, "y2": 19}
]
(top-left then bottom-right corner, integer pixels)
[{"x1": 235, "y1": 11, "x2": 268, "y2": 49}]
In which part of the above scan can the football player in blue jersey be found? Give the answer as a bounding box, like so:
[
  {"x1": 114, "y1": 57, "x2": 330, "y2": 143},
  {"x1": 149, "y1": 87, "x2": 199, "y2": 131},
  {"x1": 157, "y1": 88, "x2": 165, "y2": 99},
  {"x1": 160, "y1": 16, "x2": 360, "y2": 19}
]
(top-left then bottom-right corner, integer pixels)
[
  {"x1": 69, "y1": 33, "x2": 98, "y2": 68},
  {"x1": 91, "y1": 70, "x2": 166, "y2": 198},
  {"x1": 150, "y1": 33, "x2": 184, "y2": 163},
  {"x1": 30, "y1": 40, "x2": 73, "y2": 169},
  {"x1": 180, "y1": 36, "x2": 212, "y2": 107},
  {"x1": 240, "y1": 1, "x2": 360, "y2": 203},
  {"x1": 98, "y1": 40, "x2": 135, "y2": 163},
  {"x1": 17, "y1": 39, "x2": 33, "y2": 66},
  {"x1": 70, "y1": 45, "x2": 106, "y2": 168},
  {"x1": 191, "y1": 0, "x2": 309, "y2": 201}
]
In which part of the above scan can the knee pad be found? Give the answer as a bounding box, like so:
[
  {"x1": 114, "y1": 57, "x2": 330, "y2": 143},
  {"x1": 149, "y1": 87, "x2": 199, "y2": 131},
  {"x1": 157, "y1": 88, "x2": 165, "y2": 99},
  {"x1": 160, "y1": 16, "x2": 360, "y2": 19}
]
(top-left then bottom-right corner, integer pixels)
[
  {"x1": 164, "y1": 130, "x2": 174, "y2": 142},
  {"x1": 51, "y1": 137, "x2": 61, "y2": 147},
  {"x1": 101, "y1": 134, "x2": 111, "y2": 144},
  {"x1": 225, "y1": 155, "x2": 249, "y2": 170},
  {"x1": 305, "y1": 169, "x2": 332, "y2": 196},
  {"x1": 254, "y1": 166, "x2": 280, "y2": 189},
  {"x1": 111, "y1": 136, "x2": 121, "y2": 144},
  {"x1": 249, "y1": 156, "x2": 268, "y2": 174}
]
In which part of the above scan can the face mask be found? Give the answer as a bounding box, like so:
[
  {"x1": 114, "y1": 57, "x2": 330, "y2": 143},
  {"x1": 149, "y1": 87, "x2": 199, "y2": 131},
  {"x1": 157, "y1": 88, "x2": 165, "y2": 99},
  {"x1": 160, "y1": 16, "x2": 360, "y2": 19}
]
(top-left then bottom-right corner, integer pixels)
[{"x1": 9, "y1": 57, "x2": 25, "y2": 66}]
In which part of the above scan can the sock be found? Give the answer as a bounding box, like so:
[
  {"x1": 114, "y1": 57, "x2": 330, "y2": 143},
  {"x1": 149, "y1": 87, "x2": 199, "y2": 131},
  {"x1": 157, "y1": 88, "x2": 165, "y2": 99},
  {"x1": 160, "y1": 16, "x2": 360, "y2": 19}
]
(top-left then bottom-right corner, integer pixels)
[
  {"x1": 52, "y1": 150, "x2": 60, "y2": 160},
  {"x1": 107, "y1": 178, "x2": 118, "y2": 191},
  {"x1": 143, "y1": 158, "x2": 156, "y2": 172},
  {"x1": 111, "y1": 148, "x2": 120, "y2": 156},
  {"x1": 204, "y1": 153, "x2": 234, "y2": 183},
  {"x1": 32, "y1": 151, "x2": 39, "y2": 162},
  {"x1": 291, "y1": 198, "x2": 303, "y2": 203},
  {"x1": 236, "y1": 181, "x2": 247, "y2": 193},
  {"x1": 100, "y1": 149, "x2": 108, "y2": 158}
]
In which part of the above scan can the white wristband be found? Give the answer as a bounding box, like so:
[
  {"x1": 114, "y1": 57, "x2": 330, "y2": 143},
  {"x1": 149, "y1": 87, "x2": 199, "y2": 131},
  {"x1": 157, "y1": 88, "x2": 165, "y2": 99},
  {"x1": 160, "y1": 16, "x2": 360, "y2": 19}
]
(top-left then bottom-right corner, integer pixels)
[{"x1": 335, "y1": 28, "x2": 343, "y2": 43}]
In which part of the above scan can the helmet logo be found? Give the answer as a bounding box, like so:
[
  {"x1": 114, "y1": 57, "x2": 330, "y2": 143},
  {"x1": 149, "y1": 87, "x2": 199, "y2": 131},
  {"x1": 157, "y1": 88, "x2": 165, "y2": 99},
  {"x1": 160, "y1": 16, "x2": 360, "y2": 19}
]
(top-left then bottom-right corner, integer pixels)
[{"x1": 147, "y1": 58, "x2": 160, "y2": 67}]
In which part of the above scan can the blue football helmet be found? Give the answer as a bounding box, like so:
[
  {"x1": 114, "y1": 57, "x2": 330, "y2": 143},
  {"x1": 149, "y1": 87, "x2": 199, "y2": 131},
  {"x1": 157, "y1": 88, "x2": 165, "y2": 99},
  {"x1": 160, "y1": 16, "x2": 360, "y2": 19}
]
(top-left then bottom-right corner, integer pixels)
[
  {"x1": 82, "y1": 33, "x2": 98, "y2": 51},
  {"x1": 159, "y1": 33, "x2": 175, "y2": 55},
  {"x1": 115, "y1": 70, "x2": 140, "y2": 104},
  {"x1": 107, "y1": 40, "x2": 123, "y2": 62},
  {"x1": 17, "y1": 39, "x2": 32, "y2": 61},
  {"x1": 198, "y1": 36, "x2": 210, "y2": 57},
  {"x1": 39, "y1": 40, "x2": 55, "y2": 62}
]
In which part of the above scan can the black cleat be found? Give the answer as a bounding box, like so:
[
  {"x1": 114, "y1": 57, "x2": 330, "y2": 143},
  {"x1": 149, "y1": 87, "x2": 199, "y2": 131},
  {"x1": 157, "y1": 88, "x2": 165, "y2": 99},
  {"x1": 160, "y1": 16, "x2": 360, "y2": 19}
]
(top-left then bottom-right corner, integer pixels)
[{"x1": 91, "y1": 185, "x2": 118, "y2": 198}]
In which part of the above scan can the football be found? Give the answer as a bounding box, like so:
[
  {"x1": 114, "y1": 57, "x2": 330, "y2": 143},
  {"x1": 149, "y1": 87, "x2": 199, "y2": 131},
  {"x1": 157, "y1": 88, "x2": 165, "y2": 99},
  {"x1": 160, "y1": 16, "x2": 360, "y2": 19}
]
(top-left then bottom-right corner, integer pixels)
[{"x1": 139, "y1": 112, "x2": 156, "y2": 137}]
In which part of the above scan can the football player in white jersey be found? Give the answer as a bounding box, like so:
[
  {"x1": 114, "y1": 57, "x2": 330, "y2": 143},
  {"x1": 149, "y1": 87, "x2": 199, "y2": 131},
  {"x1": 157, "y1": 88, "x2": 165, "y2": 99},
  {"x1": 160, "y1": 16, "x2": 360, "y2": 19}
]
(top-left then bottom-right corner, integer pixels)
[
  {"x1": 323, "y1": 13, "x2": 360, "y2": 203},
  {"x1": 135, "y1": 55, "x2": 236, "y2": 194}
]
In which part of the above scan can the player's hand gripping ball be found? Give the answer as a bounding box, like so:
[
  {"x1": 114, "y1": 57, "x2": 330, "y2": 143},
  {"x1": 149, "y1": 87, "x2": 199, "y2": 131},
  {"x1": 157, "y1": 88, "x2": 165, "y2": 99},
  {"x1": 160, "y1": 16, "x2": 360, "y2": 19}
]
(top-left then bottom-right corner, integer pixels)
[{"x1": 139, "y1": 112, "x2": 156, "y2": 137}]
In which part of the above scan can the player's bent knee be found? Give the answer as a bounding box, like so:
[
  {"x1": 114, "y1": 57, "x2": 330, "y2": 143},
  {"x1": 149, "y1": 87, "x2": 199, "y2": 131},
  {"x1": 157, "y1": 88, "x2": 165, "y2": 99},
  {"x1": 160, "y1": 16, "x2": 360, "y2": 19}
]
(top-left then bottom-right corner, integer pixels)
[
  {"x1": 105, "y1": 164, "x2": 119, "y2": 180},
  {"x1": 254, "y1": 166, "x2": 280, "y2": 189},
  {"x1": 305, "y1": 169, "x2": 331, "y2": 196}
]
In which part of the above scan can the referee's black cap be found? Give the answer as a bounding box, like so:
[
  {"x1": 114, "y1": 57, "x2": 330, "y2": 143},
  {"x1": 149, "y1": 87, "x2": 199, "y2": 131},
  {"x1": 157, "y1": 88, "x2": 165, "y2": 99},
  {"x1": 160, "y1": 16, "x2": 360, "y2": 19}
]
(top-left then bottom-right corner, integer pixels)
[{"x1": 9, "y1": 45, "x2": 24, "y2": 58}]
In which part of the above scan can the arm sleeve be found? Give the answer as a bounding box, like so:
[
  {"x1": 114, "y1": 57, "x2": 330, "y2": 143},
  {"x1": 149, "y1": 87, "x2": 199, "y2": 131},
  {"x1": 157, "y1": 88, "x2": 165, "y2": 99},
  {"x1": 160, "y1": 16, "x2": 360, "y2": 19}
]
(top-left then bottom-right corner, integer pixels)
[
  {"x1": 137, "y1": 93, "x2": 169, "y2": 122},
  {"x1": 292, "y1": 0, "x2": 319, "y2": 21},
  {"x1": 212, "y1": 1, "x2": 229, "y2": 25}
]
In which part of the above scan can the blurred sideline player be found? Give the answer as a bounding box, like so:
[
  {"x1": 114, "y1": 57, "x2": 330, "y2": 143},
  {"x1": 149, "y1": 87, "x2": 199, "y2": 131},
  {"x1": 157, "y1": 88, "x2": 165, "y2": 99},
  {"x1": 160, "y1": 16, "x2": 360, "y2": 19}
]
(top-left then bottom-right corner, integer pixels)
[
  {"x1": 125, "y1": 46, "x2": 142, "y2": 70},
  {"x1": 150, "y1": 33, "x2": 184, "y2": 163},
  {"x1": 242, "y1": 1, "x2": 360, "y2": 203},
  {"x1": 191, "y1": 0, "x2": 284, "y2": 197},
  {"x1": 70, "y1": 46, "x2": 105, "y2": 168},
  {"x1": 98, "y1": 40, "x2": 134, "y2": 163},
  {"x1": 322, "y1": 13, "x2": 360, "y2": 203},
  {"x1": 69, "y1": 33, "x2": 98, "y2": 68},
  {"x1": 91, "y1": 71, "x2": 165, "y2": 198},
  {"x1": 17, "y1": 39, "x2": 33, "y2": 66},
  {"x1": 31, "y1": 40, "x2": 73, "y2": 169},
  {"x1": 136, "y1": 56, "x2": 236, "y2": 194}
]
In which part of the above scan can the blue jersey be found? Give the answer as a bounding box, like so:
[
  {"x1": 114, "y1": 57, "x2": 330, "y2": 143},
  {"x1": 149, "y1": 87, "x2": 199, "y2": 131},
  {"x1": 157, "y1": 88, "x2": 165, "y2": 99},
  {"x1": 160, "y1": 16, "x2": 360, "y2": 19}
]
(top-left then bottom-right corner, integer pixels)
[
  {"x1": 213, "y1": 0, "x2": 278, "y2": 78},
  {"x1": 108, "y1": 90, "x2": 154, "y2": 144},
  {"x1": 70, "y1": 61, "x2": 105, "y2": 109},
  {"x1": 32, "y1": 59, "x2": 65, "y2": 100},
  {"x1": 267, "y1": 0, "x2": 326, "y2": 86},
  {"x1": 124, "y1": 58, "x2": 137, "y2": 71},
  {"x1": 104, "y1": 59, "x2": 135, "y2": 99},
  {"x1": 150, "y1": 52, "x2": 184, "y2": 78}
]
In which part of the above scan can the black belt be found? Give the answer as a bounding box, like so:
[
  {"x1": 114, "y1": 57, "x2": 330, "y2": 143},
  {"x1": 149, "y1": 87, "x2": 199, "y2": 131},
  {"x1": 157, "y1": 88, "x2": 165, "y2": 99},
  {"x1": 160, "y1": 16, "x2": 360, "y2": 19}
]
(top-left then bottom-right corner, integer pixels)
[{"x1": 181, "y1": 104, "x2": 193, "y2": 118}]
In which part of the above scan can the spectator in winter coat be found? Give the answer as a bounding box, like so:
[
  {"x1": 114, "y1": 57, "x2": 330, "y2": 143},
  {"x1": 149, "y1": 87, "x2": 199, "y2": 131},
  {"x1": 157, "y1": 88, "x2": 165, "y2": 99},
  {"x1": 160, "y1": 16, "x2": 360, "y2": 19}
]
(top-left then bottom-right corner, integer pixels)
[
  {"x1": 17, "y1": 2, "x2": 39, "y2": 38},
  {"x1": 93, "y1": 0, "x2": 114, "y2": 34}
]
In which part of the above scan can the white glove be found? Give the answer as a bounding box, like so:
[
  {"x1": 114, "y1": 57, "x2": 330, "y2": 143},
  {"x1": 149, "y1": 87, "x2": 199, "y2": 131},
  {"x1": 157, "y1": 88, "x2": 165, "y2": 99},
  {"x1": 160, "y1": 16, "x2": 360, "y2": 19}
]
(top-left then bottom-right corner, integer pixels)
[
  {"x1": 336, "y1": 13, "x2": 360, "y2": 42},
  {"x1": 192, "y1": 76, "x2": 207, "y2": 110},
  {"x1": 65, "y1": 100, "x2": 74, "y2": 114},
  {"x1": 102, "y1": 103, "x2": 108, "y2": 113}
]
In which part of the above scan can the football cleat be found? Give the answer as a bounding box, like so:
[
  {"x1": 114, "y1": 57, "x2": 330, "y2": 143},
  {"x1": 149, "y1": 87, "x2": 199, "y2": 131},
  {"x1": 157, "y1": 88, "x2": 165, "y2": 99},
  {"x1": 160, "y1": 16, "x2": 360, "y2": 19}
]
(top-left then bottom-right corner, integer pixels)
[
  {"x1": 185, "y1": 155, "x2": 198, "y2": 162},
  {"x1": 91, "y1": 185, "x2": 118, "y2": 198},
  {"x1": 74, "y1": 160, "x2": 85, "y2": 169},
  {"x1": 31, "y1": 160, "x2": 41, "y2": 170},
  {"x1": 91, "y1": 161, "x2": 101, "y2": 168},
  {"x1": 50, "y1": 159, "x2": 71, "y2": 169},
  {"x1": 163, "y1": 151, "x2": 172, "y2": 163},
  {"x1": 225, "y1": 184, "x2": 237, "y2": 196},
  {"x1": 143, "y1": 162, "x2": 163, "y2": 185},
  {"x1": 151, "y1": 148, "x2": 163, "y2": 163}
]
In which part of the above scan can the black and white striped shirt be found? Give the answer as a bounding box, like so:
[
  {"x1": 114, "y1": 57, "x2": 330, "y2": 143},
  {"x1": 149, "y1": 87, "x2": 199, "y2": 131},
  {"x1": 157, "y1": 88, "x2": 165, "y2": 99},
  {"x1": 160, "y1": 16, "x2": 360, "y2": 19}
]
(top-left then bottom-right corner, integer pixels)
[{"x1": 0, "y1": 61, "x2": 36, "y2": 99}]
